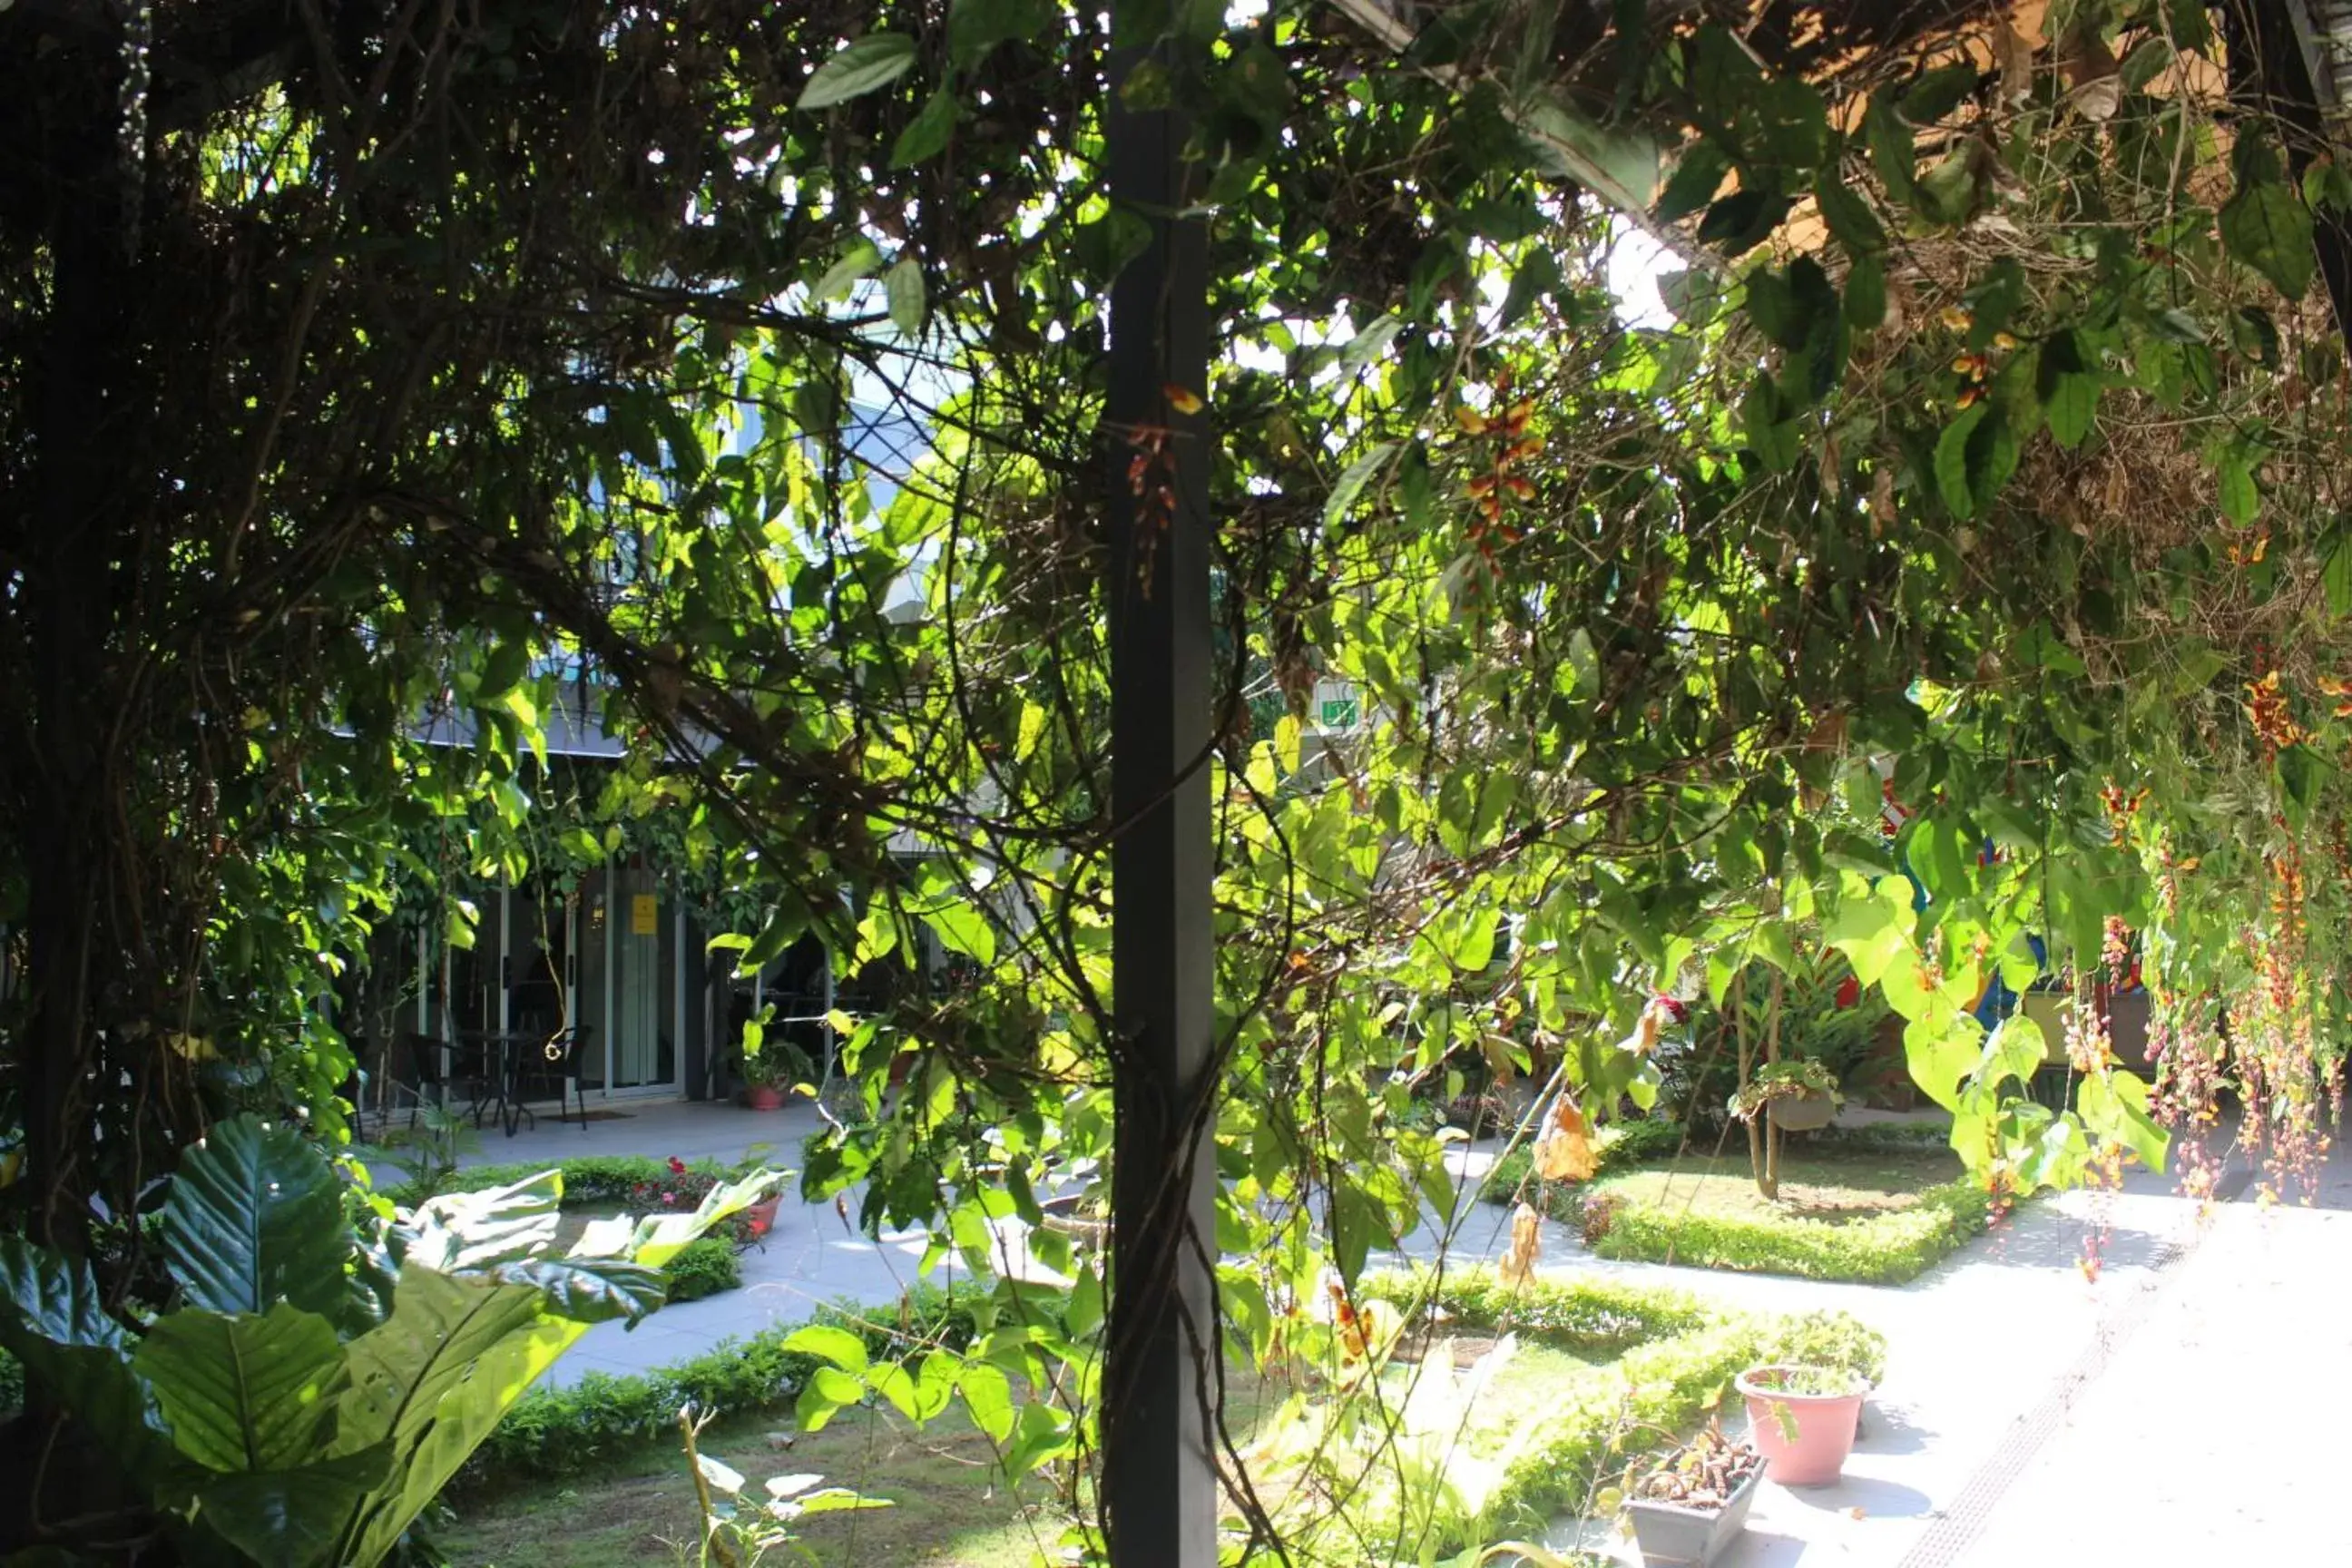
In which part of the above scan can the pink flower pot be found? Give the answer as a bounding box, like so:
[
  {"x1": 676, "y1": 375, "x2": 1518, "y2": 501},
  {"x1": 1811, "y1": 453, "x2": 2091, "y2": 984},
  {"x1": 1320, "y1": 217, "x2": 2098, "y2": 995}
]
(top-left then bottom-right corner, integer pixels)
[
  {"x1": 740, "y1": 1083, "x2": 785, "y2": 1111},
  {"x1": 1738, "y1": 1366, "x2": 1867, "y2": 1486}
]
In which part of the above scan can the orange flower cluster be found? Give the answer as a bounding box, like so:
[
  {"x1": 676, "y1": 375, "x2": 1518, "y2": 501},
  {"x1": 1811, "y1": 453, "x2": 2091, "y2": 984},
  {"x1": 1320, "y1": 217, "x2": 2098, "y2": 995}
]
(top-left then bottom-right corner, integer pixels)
[
  {"x1": 2098, "y1": 780, "x2": 2147, "y2": 846},
  {"x1": 2245, "y1": 670, "x2": 2309, "y2": 751},
  {"x1": 1456, "y1": 397, "x2": 1541, "y2": 557},
  {"x1": 2102, "y1": 915, "x2": 2132, "y2": 979},
  {"x1": 2318, "y1": 673, "x2": 2352, "y2": 718}
]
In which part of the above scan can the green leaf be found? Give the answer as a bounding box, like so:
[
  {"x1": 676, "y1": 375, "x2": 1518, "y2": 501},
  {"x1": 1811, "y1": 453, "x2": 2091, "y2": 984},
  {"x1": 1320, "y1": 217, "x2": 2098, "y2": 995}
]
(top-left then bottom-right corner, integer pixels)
[
  {"x1": 189, "y1": 1446, "x2": 397, "y2": 1568},
  {"x1": 480, "y1": 1258, "x2": 667, "y2": 1326},
  {"x1": 1324, "y1": 442, "x2": 1399, "y2": 529},
  {"x1": 2218, "y1": 459, "x2": 2259, "y2": 524},
  {"x1": 891, "y1": 92, "x2": 960, "y2": 167},
  {"x1": 1653, "y1": 142, "x2": 1730, "y2": 224},
  {"x1": 164, "y1": 1115, "x2": 352, "y2": 1321},
  {"x1": 949, "y1": 0, "x2": 1057, "y2": 67},
  {"x1": 1813, "y1": 177, "x2": 1886, "y2": 254},
  {"x1": 328, "y1": 1269, "x2": 579, "y2": 1564},
  {"x1": 0, "y1": 1236, "x2": 178, "y2": 1486},
  {"x1": 1934, "y1": 403, "x2": 1988, "y2": 518},
  {"x1": 475, "y1": 642, "x2": 529, "y2": 702},
  {"x1": 399, "y1": 1170, "x2": 563, "y2": 1276},
  {"x1": 2220, "y1": 178, "x2": 2316, "y2": 299},
  {"x1": 869, "y1": 1363, "x2": 920, "y2": 1421},
  {"x1": 811, "y1": 238, "x2": 882, "y2": 303},
  {"x1": 137, "y1": 1304, "x2": 348, "y2": 1473},
  {"x1": 1900, "y1": 64, "x2": 1980, "y2": 126},
  {"x1": 1566, "y1": 627, "x2": 1601, "y2": 701},
  {"x1": 1744, "y1": 266, "x2": 1808, "y2": 348},
  {"x1": 1843, "y1": 253, "x2": 1886, "y2": 329},
  {"x1": 2322, "y1": 525, "x2": 2352, "y2": 617},
  {"x1": 2121, "y1": 37, "x2": 2171, "y2": 93},
  {"x1": 921, "y1": 898, "x2": 995, "y2": 964},
  {"x1": 2038, "y1": 330, "x2": 2100, "y2": 449},
  {"x1": 885, "y1": 257, "x2": 926, "y2": 337},
  {"x1": 2077, "y1": 1071, "x2": 2170, "y2": 1172},
  {"x1": 799, "y1": 34, "x2": 919, "y2": 111},
  {"x1": 1905, "y1": 1016, "x2": 1980, "y2": 1112},
  {"x1": 956, "y1": 1360, "x2": 1015, "y2": 1442},
  {"x1": 797, "y1": 1365, "x2": 865, "y2": 1434},
  {"x1": 781, "y1": 1324, "x2": 871, "y2": 1374},
  {"x1": 913, "y1": 1352, "x2": 959, "y2": 1421},
  {"x1": 1740, "y1": 374, "x2": 1799, "y2": 473},
  {"x1": 1696, "y1": 190, "x2": 1790, "y2": 256},
  {"x1": 1864, "y1": 94, "x2": 1917, "y2": 203}
]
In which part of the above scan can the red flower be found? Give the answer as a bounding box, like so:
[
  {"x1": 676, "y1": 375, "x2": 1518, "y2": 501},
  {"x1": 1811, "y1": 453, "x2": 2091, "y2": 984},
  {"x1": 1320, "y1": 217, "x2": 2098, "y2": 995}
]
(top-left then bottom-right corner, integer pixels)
[{"x1": 667, "y1": 1156, "x2": 688, "y2": 1175}]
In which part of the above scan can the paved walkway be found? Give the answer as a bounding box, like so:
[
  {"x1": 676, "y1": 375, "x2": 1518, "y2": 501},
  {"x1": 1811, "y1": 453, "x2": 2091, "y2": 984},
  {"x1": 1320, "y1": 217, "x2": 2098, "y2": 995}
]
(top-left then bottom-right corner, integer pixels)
[
  {"x1": 449, "y1": 1099, "x2": 1000, "y2": 1386},
  {"x1": 462, "y1": 1099, "x2": 2340, "y2": 1567}
]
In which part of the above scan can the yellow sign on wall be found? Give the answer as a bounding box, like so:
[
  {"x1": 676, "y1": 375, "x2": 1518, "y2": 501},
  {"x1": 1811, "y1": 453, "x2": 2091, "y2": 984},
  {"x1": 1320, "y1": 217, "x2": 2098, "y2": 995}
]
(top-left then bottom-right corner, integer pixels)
[{"x1": 630, "y1": 893, "x2": 659, "y2": 936}]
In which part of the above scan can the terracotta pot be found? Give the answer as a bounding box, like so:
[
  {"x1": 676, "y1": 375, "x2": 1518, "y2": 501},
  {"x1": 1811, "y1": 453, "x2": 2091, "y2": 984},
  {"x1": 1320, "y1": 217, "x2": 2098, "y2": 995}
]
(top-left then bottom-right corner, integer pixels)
[
  {"x1": 740, "y1": 1194, "x2": 782, "y2": 1240},
  {"x1": 740, "y1": 1083, "x2": 786, "y2": 1111},
  {"x1": 1739, "y1": 1365, "x2": 1867, "y2": 1485}
]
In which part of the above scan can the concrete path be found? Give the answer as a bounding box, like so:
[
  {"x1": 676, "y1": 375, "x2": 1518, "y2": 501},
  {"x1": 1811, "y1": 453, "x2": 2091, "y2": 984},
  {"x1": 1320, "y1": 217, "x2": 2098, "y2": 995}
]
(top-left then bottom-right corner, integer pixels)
[{"x1": 442, "y1": 1098, "x2": 1011, "y2": 1386}]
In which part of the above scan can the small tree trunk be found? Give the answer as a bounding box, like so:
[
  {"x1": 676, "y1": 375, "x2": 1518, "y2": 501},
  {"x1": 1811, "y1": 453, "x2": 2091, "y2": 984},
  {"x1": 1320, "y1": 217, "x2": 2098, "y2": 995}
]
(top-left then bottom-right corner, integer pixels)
[
  {"x1": 1734, "y1": 973, "x2": 1769, "y2": 1196},
  {"x1": 1762, "y1": 969, "x2": 1786, "y2": 1199}
]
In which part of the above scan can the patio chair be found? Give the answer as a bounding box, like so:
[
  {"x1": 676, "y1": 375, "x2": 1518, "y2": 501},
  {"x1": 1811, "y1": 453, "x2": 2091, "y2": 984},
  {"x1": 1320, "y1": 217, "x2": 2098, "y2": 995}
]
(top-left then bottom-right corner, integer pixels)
[{"x1": 403, "y1": 1027, "x2": 493, "y2": 1128}]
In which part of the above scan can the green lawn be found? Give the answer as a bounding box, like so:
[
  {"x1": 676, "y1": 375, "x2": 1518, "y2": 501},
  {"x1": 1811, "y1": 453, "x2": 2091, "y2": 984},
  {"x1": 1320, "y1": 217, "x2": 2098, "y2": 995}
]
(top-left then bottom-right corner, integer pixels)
[
  {"x1": 440, "y1": 1344, "x2": 1615, "y2": 1567},
  {"x1": 1595, "y1": 1141, "x2": 1963, "y2": 1223},
  {"x1": 438, "y1": 1403, "x2": 1052, "y2": 1568}
]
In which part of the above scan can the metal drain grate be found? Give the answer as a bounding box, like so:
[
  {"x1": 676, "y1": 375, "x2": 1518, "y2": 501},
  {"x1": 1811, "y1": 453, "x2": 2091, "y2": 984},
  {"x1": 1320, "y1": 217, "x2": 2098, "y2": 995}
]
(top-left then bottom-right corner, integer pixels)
[{"x1": 1892, "y1": 1165, "x2": 2253, "y2": 1568}]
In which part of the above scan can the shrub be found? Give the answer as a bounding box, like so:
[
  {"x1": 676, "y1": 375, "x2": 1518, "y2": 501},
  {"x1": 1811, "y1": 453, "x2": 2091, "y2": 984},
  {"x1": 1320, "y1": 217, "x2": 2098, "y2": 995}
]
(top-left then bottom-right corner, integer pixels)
[
  {"x1": 0, "y1": 1347, "x2": 20, "y2": 1415},
  {"x1": 1745, "y1": 1308, "x2": 1889, "y2": 1386},
  {"x1": 1588, "y1": 1179, "x2": 1999, "y2": 1285},
  {"x1": 662, "y1": 1237, "x2": 742, "y2": 1303},
  {"x1": 1476, "y1": 1116, "x2": 1689, "y2": 1216},
  {"x1": 390, "y1": 1154, "x2": 671, "y2": 1210},
  {"x1": 1368, "y1": 1265, "x2": 1712, "y2": 1351}
]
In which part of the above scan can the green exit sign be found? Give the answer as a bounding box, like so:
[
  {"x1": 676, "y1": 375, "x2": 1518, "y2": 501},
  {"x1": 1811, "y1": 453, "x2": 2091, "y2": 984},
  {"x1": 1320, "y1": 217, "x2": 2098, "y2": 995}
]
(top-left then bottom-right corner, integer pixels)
[{"x1": 1319, "y1": 696, "x2": 1358, "y2": 729}]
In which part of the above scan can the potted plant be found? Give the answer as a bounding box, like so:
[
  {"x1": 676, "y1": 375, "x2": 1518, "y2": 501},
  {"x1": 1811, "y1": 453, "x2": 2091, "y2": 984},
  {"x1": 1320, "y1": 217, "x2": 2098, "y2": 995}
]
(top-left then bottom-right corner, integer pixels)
[
  {"x1": 1737, "y1": 1364, "x2": 1868, "y2": 1485},
  {"x1": 1619, "y1": 1420, "x2": 1764, "y2": 1568},
  {"x1": 1728, "y1": 1059, "x2": 1842, "y2": 1132},
  {"x1": 736, "y1": 1017, "x2": 803, "y2": 1111}
]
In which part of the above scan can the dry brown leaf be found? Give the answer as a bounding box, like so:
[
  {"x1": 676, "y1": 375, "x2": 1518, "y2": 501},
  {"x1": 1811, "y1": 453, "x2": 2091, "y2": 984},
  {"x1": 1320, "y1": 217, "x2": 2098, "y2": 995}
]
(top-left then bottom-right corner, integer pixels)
[
  {"x1": 1993, "y1": 22, "x2": 2036, "y2": 105},
  {"x1": 1534, "y1": 1094, "x2": 1599, "y2": 1181},
  {"x1": 1499, "y1": 1200, "x2": 1542, "y2": 1286}
]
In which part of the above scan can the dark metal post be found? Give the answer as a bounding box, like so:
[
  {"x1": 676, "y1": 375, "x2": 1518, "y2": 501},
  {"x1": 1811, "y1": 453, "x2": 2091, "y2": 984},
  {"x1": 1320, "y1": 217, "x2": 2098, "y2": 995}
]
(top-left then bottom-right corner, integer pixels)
[{"x1": 1101, "y1": 19, "x2": 1218, "y2": 1568}]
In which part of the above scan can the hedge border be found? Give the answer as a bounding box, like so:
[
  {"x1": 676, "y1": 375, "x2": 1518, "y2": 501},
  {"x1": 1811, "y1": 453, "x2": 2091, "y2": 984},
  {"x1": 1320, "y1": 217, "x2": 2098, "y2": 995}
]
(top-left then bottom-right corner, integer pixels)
[{"x1": 459, "y1": 1281, "x2": 982, "y2": 1490}]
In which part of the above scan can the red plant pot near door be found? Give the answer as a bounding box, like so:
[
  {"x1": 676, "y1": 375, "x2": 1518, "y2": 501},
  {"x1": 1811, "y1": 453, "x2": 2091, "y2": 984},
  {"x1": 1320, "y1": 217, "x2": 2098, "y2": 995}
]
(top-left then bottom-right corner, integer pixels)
[
  {"x1": 1738, "y1": 1366, "x2": 1867, "y2": 1486},
  {"x1": 740, "y1": 1084, "x2": 786, "y2": 1111}
]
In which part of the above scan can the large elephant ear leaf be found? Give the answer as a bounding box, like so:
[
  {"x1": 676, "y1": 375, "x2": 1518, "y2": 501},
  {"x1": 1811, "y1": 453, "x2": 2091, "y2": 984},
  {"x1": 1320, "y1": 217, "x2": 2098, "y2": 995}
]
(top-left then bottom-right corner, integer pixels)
[
  {"x1": 632, "y1": 1170, "x2": 784, "y2": 1268},
  {"x1": 397, "y1": 1169, "x2": 562, "y2": 1275},
  {"x1": 0, "y1": 1236, "x2": 177, "y2": 1487},
  {"x1": 482, "y1": 1258, "x2": 668, "y2": 1326},
  {"x1": 163, "y1": 1115, "x2": 351, "y2": 1318},
  {"x1": 325, "y1": 1269, "x2": 584, "y2": 1564},
  {"x1": 135, "y1": 1302, "x2": 350, "y2": 1473},
  {"x1": 184, "y1": 1445, "x2": 394, "y2": 1568}
]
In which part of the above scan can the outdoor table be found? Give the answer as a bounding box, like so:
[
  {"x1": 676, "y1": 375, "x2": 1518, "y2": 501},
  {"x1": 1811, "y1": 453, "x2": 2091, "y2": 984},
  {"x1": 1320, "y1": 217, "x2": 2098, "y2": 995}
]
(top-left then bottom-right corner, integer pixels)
[{"x1": 458, "y1": 1030, "x2": 549, "y2": 1136}]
